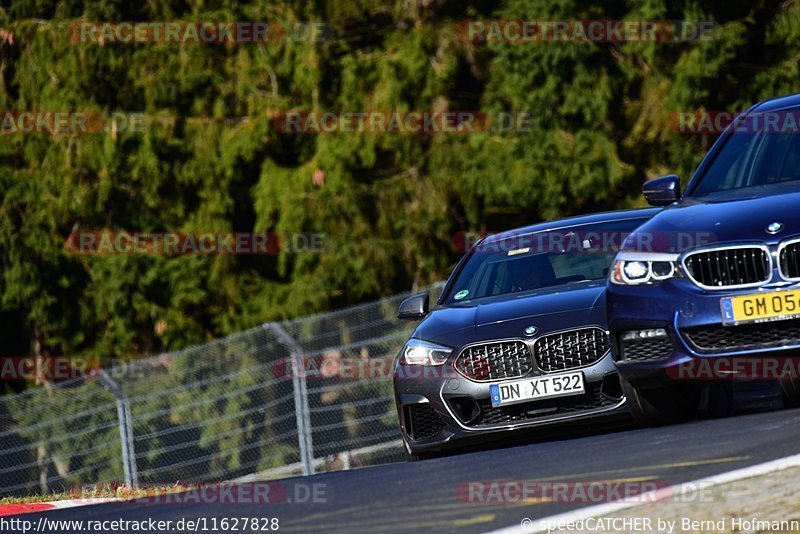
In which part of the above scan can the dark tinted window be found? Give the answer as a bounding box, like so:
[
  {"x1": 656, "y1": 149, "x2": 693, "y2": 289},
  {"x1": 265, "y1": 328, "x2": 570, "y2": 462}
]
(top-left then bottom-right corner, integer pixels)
[
  {"x1": 443, "y1": 218, "x2": 648, "y2": 305},
  {"x1": 692, "y1": 110, "x2": 800, "y2": 196}
]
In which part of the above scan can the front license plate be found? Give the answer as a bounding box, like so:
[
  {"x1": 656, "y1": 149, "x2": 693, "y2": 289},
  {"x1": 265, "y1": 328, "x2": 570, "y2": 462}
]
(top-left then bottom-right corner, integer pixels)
[
  {"x1": 490, "y1": 371, "x2": 585, "y2": 407},
  {"x1": 721, "y1": 289, "x2": 800, "y2": 326}
]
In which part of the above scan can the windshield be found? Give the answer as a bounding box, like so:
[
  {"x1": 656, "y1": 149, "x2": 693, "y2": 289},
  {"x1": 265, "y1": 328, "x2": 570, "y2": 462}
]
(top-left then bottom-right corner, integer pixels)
[
  {"x1": 443, "y1": 218, "x2": 649, "y2": 305},
  {"x1": 691, "y1": 108, "x2": 800, "y2": 197}
]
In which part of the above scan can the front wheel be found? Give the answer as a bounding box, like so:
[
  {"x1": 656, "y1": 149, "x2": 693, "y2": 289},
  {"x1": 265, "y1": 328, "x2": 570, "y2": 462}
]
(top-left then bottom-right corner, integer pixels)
[
  {"x1": 780, "y1": 375, "x2": 800, "y2": 408},
  {"x1": 621, "y1": 378, "x2": 701, "y2": 426}
]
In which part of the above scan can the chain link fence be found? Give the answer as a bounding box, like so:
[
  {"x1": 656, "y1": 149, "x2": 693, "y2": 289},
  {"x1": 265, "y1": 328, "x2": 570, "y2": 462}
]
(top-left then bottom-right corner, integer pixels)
[{"x1": 0, "y1": 283, "x2": 443, "y2": 497}]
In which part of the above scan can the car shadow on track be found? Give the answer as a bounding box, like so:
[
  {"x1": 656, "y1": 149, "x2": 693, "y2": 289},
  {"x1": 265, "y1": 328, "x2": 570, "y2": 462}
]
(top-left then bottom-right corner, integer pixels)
[{"x1": 416, "y1": 379, "x2": 787, "y2": 461}]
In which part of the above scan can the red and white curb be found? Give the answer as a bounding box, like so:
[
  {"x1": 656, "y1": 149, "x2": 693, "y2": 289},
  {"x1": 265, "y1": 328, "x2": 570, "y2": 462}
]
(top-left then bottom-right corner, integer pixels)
[
  {"x1": 489, "y1": 452, "x2": 800, "y2": 533},
  {"x1": 0, "y1": 498, "x2": 120, "y2": 517}
]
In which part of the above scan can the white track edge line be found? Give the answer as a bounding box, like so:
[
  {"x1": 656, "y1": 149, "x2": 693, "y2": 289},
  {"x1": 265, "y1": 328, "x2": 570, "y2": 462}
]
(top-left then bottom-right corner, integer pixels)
[
  {"x1": 45, "y1": 498, "x2": 121, "y2": 510},
  {"x1": 487, "y1": 451, "x2": 800, "y2": 534}
]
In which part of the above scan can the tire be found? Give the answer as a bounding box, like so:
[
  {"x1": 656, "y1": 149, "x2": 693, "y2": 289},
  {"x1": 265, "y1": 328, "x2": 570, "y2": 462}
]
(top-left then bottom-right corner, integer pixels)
[
  {"x1": 621, "y1": 378, "x2": 701, "y2": 426},
  {"x1": 780, "y1": 376, "x2": 800, "y2": 408},
  {"x1": 699, "y1": 382, "x2": 734, "y2": 419}
]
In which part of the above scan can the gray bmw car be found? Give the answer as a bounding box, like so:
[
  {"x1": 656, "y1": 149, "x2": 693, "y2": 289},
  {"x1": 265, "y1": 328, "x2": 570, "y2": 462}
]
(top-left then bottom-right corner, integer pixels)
[{"x1": 393, "y1": 208, "x2": 658, "y2": 458}]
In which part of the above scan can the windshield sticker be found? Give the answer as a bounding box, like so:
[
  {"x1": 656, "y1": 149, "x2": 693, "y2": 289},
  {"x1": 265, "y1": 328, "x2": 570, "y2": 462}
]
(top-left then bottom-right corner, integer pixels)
[{"x1": 454, "y1": 290, "x2": 470, "y2": 300}]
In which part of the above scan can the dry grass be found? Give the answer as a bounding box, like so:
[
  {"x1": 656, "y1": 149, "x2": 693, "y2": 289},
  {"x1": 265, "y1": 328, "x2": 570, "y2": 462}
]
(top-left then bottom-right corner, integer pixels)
[{"x1": 0, "y1": 482, "x2": 193, "y2": 505}]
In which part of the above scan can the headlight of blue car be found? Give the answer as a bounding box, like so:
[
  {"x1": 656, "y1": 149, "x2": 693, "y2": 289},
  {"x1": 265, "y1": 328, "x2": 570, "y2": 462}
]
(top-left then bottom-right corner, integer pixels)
[{"x1": 610, "y1": 252, "x2": 682, "y2": 285}]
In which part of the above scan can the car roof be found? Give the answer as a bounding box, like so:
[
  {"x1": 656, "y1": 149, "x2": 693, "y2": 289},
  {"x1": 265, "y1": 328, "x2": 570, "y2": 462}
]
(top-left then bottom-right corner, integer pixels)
[
  {"x1": 479, "y1": 207, "x2": 660, "y2": 245},
  {"x1": 751, "y1": 92, "x2": 800, "y2": 113}
]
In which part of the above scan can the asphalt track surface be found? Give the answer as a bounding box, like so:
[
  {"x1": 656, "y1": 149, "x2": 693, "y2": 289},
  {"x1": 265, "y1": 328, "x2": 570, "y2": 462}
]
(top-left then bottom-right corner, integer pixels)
[{"x1": 24, "y1": 406, "x2": 800, "y2": 533}]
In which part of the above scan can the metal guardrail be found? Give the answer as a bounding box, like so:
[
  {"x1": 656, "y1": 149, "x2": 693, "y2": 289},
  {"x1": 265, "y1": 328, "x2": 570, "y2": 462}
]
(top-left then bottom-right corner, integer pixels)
[{"x1": 0, "y1": 283, "x2": 443, "y2": 497}]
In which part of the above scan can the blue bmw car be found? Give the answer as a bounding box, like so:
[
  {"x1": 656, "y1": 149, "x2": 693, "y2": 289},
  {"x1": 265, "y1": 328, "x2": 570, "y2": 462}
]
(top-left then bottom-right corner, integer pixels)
[{"x1": 607, "y1": 92, "x2": 800, "y2": 424}]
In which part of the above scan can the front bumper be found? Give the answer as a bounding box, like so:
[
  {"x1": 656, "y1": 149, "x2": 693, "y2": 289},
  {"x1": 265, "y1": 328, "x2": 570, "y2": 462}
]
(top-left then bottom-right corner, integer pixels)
[
  {"x1": 607, "y1": 278, "x2": 800, "y2": 388},
  {"x1": 393, "y1": 354, "x2": 629, "y2": 455}
]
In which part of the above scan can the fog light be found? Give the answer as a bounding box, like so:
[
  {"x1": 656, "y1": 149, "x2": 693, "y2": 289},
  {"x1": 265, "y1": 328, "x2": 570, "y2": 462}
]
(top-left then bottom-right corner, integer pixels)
[{"x1": 621, "y1": 328, "x2": 668, "y2": 341}]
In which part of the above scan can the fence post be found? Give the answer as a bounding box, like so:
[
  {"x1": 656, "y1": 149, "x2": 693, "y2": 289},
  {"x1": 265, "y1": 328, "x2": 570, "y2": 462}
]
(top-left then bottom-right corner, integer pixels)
[
  {"x1": 267, "y1": 323, "x2": 315, "y2": 476},
  {"x1": 97, "y1": 370, "x2": 138, "y2": 489}
]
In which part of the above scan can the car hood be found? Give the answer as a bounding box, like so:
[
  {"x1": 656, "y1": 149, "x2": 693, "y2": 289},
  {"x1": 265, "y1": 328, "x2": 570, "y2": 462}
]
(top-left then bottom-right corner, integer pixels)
[
  {"x1": 412, "y1": 281, "x2": 607, "y2": 348},
  {"x1": 630, "y1": 185, "x2": 800, "y2": 254}
]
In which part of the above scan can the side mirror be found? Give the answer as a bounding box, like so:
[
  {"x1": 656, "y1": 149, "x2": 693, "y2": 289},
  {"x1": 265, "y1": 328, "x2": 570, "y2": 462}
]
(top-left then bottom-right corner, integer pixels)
[
  {"x1": 643, "y1": 175, "x2": 681, "y2": 206},
  {"x1": 397, "y1": 293, "x2": 429, "y2": 321}
]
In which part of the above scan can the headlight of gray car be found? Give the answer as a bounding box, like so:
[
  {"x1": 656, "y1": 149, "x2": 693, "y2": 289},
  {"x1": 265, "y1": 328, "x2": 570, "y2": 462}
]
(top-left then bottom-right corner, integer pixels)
[{"x1": 399, "y1": 339, "x2": 453, "y2": 366}]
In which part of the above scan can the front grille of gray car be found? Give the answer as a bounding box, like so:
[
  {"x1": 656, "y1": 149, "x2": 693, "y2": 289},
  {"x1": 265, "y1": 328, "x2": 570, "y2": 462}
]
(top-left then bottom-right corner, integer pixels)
[
  {"x1": 534, "y1": 328, "x2": 610, "y2": 372},
  {"x1": 469, "y1": 381, "x2": 617, "y2": 428},
  {"x1": 683, "y1": 246, "x2": 771, "y2": 288},
  {"x1": 454, "y1": 341, "x2": 533, "y2": 382}
]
